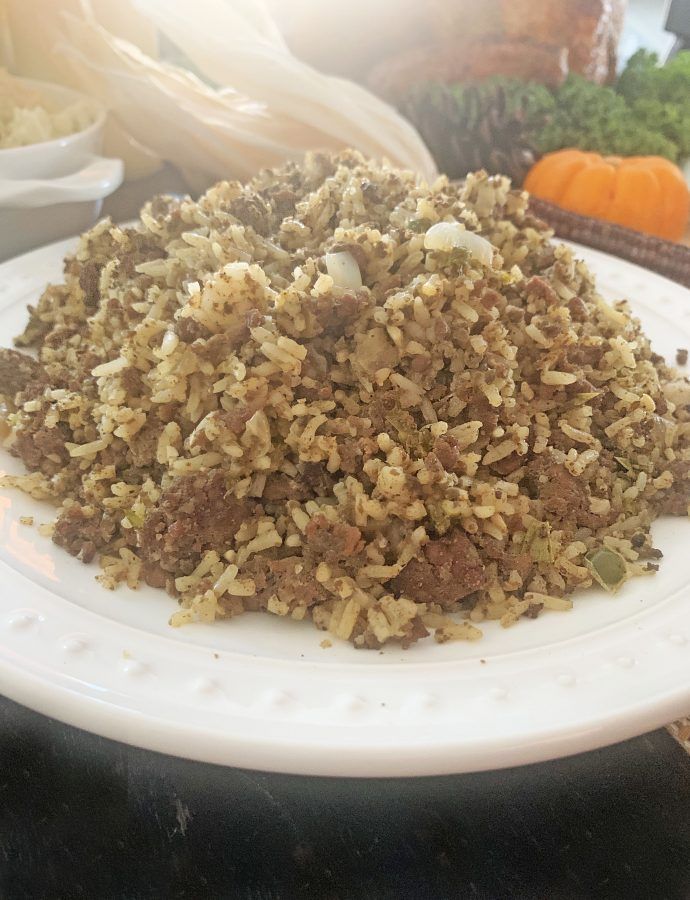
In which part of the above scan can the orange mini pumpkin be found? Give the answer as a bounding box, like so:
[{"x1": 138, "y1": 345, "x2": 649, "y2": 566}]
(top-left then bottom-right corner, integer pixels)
[{"x1": 524, "y1": 149, "x2": 690, "y2": 242}]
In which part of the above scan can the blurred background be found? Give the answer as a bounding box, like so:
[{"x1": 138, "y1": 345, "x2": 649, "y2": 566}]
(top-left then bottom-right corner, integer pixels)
[{"x1": 1, "y1": 0, "x2": 689, "y2": 243}]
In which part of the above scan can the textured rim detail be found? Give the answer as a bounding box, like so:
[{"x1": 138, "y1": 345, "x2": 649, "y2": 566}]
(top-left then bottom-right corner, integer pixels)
[{"x1": 0, "y1": 239, "x2": 688, "y2": 776}]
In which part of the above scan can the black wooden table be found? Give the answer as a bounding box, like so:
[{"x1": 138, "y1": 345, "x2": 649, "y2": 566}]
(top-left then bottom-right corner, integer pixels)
[{"x1": 1, "y1": 695, "x2": 688, "y2": 900}]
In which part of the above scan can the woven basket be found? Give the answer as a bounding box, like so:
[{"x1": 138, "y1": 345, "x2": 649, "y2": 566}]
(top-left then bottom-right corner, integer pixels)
[{"x1": 529, "y1": 198, "x2": 690, "y2": 289}]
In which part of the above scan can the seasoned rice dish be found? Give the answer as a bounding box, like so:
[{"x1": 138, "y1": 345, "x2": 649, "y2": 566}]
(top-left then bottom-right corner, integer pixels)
[{"x1": 1, "y1": 150, "x2": 689, "y2": 648}]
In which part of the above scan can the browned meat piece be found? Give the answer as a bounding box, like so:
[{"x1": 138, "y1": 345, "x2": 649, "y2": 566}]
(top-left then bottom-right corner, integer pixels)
[
  {"x1": 299, "y1": 347, "x2": 329, "y2": 385},
  {"x1": 229, "y1": 192, "x2": 272, "y2": 236},
  {"x1": 659, "y1": 461, "x2": 690, "y2": 516},
  {"x1": 13, "y1": 418, "x2": 71, "y2": 474},
  {"x1": 78, "y1": 260, "x2": 103, "y2": 311},
  {"x1": 391, "y1": 530, "x2": 486, "y2": 608},
  {"x1": 245, "y1": 308, "x2": 264, "y2": 330},
  {"x1": 508, "y1": 550, "x2": 534, "y2": 584},
  {"x1": 400, "y1": 615, "x2": 430, "y2": 649},
  {"x1": 116, "y1": 231, "x2": 165, "y2": 279},
  {"x1": 490, "y1": 453, "x2": 524, "y2": 475},
  {"x1": 183, "y1": 399, "x2": 264, "y2": 456},
  {"x1": 524, "y1": 455, "x2": 610, "y2": 529},
  {"x1": 653, "y1": 394, "x2": 669, "y2": 416},
  {"x1": 304, "y1": 514, "x2": 363, "y2": 563},
  {"x1": 433, "y1": 435, "x2": 461, "y2": 472},
  {"x1": 54, "y1": 505, "x2": 118, "y2": 563},
  {"x1": 568, "y1": 297, "x2": 588, "y2": 322},
  {"x1": 141, "y1": 560, "x2": 168, "y2": 589},
  {"x1": 299, "y1": 462, "x2": 336, "y2": 497},
  {"x1": 479, "y1": 535, "x2": 532, "y2": 584},
  {"x1": 337, "y1": 438, "x2": 361, "y2": 474},
  {"x1": 463, "y1": 396, "x2": 499, "y2": 437},
  {"x1": 43, "y1": 325, "x2": 80, "y2": 351},
  {"x1": 569, "y1": 377, "x2": 598, "y2": 396},
  {"x1": 174, "y1": 317, "x2": 211, "y2": 344},
  {"x1": 538, "y1": 469, "x2": 582, "y2": 519},
  {"x1": 215, "y1": 404, "x2": 262, "y2": 437},
  {"x1": 503, "y1": 305, "x2": 525, "y2": 325},
  {"x1": 525, "y1": 276, "x2": 560, "y2": 307},
  {"x1": 149, "y1": 195, "x2": 182, "y2": 220},
  {"x1": 311, "y1": 290, "x2": 371, "y2": 336},
  {"x1": 295, "y1": 381, "x2": 333, "y2": 403},
  {"x1": 409, "y1": 356, "x2": 431, "y2": 373},
  {"x1": 564, "y1": 342, "x2": 606, "y2": 368},
  {"x1": 119, "y1": 367, "x2": 145, "y2": 397},
  {"x1": 524, "y1": 601, "x2": 544, "y2": 619},
  {"x1": 0, "y1": 349, "x2": 46, "y2": 402},
  {"x1": 267, "y1": 557, "x2": 324, "y2": 607},
  {"x1": 239, "y1": 555, "x2": 324, "y2": 613},
  {"x1": 127, "y1": 423, "x2": 161, "y2": 469},
  {"x1": 193, "y1": 333, "x2": 242, "y2": 367},
  {"x1": 433, "y1": 318, "x2": 450, "y2": 342},
  {"x1": 368, "y1": 390, "x2": 415, "y2": 434},
  {"x1": 263, "y1": 186, "x2": 298, "y2": 220},
  {"x1": 676, "y1": 348, "x2": 688, "y2": 367},
  {"x1": 263, "y1": 473, "x2": 312, "y2": 503},
  {"x1": 138, "y1": 470, "x2": 255, "y2": 572}
]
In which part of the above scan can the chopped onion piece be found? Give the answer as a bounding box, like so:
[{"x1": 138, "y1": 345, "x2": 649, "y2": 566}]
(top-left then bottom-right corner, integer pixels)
[
  {"x1": 424, "y1": 221, "x2": 494, "y2": 266},
  {"x1": 325, "y1": 251, "x2": 362, "y2": 290}
]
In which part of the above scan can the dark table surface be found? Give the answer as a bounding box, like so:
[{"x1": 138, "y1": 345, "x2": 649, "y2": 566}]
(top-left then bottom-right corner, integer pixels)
[{"x1": 1, "y1": 696, "x2": 688, "y2": 900}]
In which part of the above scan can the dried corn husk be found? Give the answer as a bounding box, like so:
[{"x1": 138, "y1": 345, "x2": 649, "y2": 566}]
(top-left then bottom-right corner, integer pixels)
[
  {"x1": 0, "y1": 0, "x2": 160, "y2": 177},
  {"x1": 1, "y1": 0, "x2": 435, "y2": 190},
  {"x1": 131, "y1": 0, "x2": 434, "y2": 177}
]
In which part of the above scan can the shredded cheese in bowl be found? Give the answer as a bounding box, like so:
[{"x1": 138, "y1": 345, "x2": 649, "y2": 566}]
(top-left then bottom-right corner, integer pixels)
[{"x1": 0, "y1": 69, "x2": 95, "y2": 150}]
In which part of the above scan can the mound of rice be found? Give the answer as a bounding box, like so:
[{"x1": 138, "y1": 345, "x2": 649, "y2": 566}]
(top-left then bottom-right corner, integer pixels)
[
  {"x1": 0, "y1": 69, "x2": 94, "y2": 150},
  {"x1": 1, "y1": 150, "x2": 689, "y2": 648}
]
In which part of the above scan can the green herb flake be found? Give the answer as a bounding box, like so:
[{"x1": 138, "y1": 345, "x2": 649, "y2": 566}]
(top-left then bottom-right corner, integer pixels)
[
  {"x1": 522, "y1": 520, "x2": 555, "y2": 564},
  {"x1": 408, "y1": 217, "x2": 431, "y2": 234},
  {"x1": 125, "y1": 509, "x2": 145, "y2": 529},
  {"x1": 584, "y1": 548, "x2": 628, "y2": 593},
  {"x1": 427, "y1": 502, "x2": 451, "y2": 535},
  {"x1": 385, "y1": 406, "x2": 433, "y2": 456},
  {"x1": 430, "y1": 247, "x2": 471, "y2": 269}
]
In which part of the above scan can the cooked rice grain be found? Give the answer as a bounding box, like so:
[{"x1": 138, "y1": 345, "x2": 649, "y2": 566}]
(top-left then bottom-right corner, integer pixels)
[{"x1": 0, "y1": 150, "x2": 688, "y2": 648}]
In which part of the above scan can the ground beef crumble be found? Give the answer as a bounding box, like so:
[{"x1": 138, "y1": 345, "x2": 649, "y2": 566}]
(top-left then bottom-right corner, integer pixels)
[
  {"x1": 0, "y1": 349, "x2": 46, "y2": 403},
  {"x1": 54, "y1": 506, "x2": 118, "y2": 563},
  {"x1": 138, "y1": 471, "x2": 256, "y2": 573},
  {"x1": 391, "y1": 531, "x2": 486, "y2": 609},
  {"x1": 304, "y1": 515, "x2": 364, "y2": 563}
]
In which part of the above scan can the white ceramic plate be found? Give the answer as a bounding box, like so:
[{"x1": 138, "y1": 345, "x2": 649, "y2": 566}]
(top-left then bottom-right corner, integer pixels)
[{"x1": 0, "y1": 238, "x2": 688, "y2": 777}]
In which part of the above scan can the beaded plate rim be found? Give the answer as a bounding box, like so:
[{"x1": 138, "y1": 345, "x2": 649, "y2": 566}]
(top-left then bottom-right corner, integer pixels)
[{"x1": 0, "y1": 236, "x2": 687, "y2": 776}]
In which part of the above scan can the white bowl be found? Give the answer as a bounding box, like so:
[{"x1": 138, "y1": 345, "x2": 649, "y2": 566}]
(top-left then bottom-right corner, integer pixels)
[{"x1": 0, "y1": 79, "x2": 123, "y2": 261}]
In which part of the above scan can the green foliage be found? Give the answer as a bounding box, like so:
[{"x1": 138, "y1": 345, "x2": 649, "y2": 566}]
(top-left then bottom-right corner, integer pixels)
[
  {"x1": 451, "y1": 76, "x2": 555, "y2": 128},
  {"x1": 404, "y1": 50, "x2": 690, "y2": 174},
  {"x1": 616, "y1": 50, "x2": 690, "y2": 159},
  {"x1": 536, "y1": 74, "x2": 678, "y2": 160}
]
